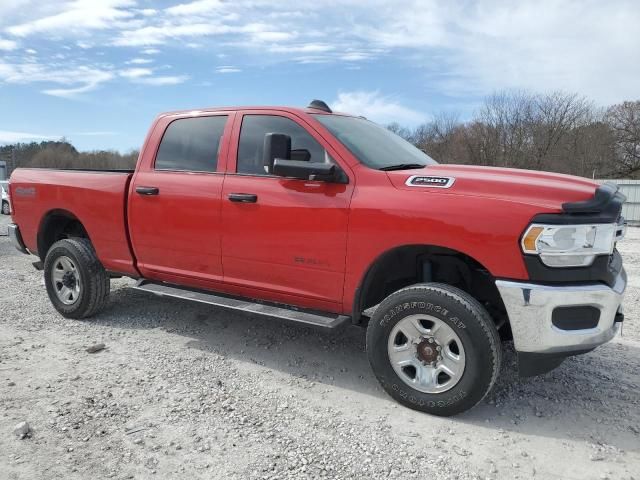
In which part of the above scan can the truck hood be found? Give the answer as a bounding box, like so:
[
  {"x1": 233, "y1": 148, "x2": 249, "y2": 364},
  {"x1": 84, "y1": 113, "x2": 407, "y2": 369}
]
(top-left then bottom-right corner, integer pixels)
[{"x1": 386, "y1": 164, "x2": 599, "y2": 211}]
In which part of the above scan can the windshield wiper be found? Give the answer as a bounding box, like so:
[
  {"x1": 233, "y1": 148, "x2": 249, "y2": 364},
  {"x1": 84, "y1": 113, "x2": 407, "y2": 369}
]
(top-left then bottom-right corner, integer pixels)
[{"x1": 378, "y1": 163, "x2": 426, "y2": 171}]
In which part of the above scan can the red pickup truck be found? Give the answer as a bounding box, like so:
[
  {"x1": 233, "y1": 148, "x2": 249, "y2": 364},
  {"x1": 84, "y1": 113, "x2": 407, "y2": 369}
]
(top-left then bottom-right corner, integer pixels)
[{"x1": 7, "y1": 100, "x2": 627, "y2": 416}]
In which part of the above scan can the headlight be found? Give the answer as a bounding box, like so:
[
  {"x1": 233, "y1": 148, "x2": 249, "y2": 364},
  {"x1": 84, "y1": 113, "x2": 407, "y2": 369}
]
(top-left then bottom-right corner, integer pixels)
[{"x1": 521, "y1": 223, "x2": 617, "y2": 267}]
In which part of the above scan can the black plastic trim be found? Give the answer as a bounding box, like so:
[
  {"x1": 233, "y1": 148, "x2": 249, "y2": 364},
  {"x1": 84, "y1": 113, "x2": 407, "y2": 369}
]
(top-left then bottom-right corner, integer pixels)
[
  {"x1": 518, "y1": 348, "x2": 594, "y2": 377},
  {"x1": 524, "y1": 250, "x2": 622, "y2": 288},
  {"x1": 307, "y1": 99, "x2": 332, "y2": 113},
  {"x1": 551, "y1": 306, "x2": 600, "y2": 330},
  {"x1": 533, "y1": 183, "x2": 626, "y2": 225},
  {"x1": 562, "y1": 182, "x2": 625, "y2": 213}
]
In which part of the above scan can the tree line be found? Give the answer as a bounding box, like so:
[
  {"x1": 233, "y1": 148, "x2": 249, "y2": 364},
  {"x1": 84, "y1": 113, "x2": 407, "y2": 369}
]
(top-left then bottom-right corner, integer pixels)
[
  {"x1": 2, "y1": 90, "x2": 639, "y2": 179},
  {"x1": 1, "y1": 140, "x2": 138, "y2": 173},
  {"x1": 388, "y1": 91, "x2": 640, "y2": 179}
]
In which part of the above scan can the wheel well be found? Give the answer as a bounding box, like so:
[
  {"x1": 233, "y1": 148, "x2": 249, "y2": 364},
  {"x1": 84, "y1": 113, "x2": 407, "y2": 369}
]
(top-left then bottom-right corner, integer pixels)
[
  {"x1": 38, "y1": 210, "x2": 90, "y2": 260},
  {"x1": 354, "y1": 245, "x2": 511, "y2": 337}
]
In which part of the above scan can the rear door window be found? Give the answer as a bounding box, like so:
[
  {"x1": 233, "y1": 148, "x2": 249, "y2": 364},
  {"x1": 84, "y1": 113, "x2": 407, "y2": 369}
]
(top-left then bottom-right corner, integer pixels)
[{"x1": 155, "y1": 115, "x2": 227, "y2": 172}]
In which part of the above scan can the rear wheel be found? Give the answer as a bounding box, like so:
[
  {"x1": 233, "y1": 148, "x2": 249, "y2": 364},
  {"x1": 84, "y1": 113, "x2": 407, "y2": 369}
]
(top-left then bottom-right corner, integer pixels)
[
  {"x1": 44, "y1": 238, "x2": 110, "y2": 319},
  {"x1": 366, "y1": 283, "x2": 501, "y2": 416},
  {"x1": 1, "y1": 201, "x2": 8, "y2": 215}
]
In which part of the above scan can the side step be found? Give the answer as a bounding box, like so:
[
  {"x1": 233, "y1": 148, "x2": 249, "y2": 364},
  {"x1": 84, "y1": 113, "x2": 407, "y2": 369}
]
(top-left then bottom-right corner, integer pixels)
[{"x1": 132, "y1": 280, "x2": 351, "y2": 329}]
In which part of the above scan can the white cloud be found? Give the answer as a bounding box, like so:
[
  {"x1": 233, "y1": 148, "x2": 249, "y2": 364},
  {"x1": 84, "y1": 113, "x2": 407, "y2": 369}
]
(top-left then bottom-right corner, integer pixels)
[
  {"x1": 0, "y1": 61, "x2": 114, "y2": 98},
  {"x1": 249, "y1": 30, "x2": 296, "y2": 43},
  {"x1": 120, "y1": 67, "x2": 152, "y2": 78},
  {"x1": 1, "y1": 0, "x2": 638, "y2": 104},
  {"x1": 0, "y1": 130, "x2": 59, "y2": 144},
  {"x1": 133, "y1": 75, "x2": 189, "y2": 85},
  {"x1": 216, "y1": 66, "x2": 241, "y2": 73},
  {"x1": 353, "y1": 0, "x2": 640, "y2": 103},
  {"x1": 0, "y1": 38, "x2": 18, "y2": 50},
  {"x1": 268, "y1": 43, "x2": 334, "y2": 54},
  {"x1": 126, "y1": 58, "x2": 153, "y2": 64},
  {"x1": 340, "y1": 51, "x2": 373, "y2": 62},
  {"x1": 112, "y1": 23, "x2": 233, "y2": 46},
  {"x1": 165, "y1": 0, "x2": 224, "y2": 16},
  {"x1": 7, "y1": 0, "x2": 136, "y2": 37},
  {"x1": 43, "y1": 86, "x2": 92, "y2": 97},
  {"x1": 332, "y1": 91, "x2": 427, "y2": 125}
]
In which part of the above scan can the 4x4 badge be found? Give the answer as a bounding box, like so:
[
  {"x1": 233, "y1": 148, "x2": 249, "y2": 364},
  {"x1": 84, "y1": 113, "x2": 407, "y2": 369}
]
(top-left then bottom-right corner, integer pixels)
[{"x1": 405, "y1": 175, "x2": 455, "y2": 188}]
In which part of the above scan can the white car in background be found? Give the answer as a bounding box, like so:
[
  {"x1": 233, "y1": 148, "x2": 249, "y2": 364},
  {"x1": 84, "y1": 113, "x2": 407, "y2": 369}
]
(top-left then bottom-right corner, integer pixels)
[{"x1": 1, "y1": 181, "x2": 10, "y2": 215}]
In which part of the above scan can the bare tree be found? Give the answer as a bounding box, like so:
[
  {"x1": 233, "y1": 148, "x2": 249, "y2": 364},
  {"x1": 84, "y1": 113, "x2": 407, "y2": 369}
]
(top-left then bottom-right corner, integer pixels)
[
  {"x1": 389, "y1": 89, "x2": 623, "y2": 177},
  {"x1": 411, "y1": 112, "x2": 461, "y2": 163},
  {"x1": 605, "y1": 101, "x2": 640, "y2": 175},
  {"x1": 386, "y1": 122, "x2": 414, "y2": 142}
]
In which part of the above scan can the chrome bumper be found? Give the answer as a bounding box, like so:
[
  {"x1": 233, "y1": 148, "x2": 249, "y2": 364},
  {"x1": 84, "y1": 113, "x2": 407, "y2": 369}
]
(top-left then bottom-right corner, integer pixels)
[
  {"x1": 7, "y1": 223, "x2": 29, "y2": 254},
  {"x1": 496, "y1": 270, "x2": 626, "y2": 355}
]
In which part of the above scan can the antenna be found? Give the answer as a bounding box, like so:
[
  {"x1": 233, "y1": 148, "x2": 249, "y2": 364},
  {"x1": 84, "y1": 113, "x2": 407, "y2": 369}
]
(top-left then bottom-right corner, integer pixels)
[{"x1": 307, "y1": 99, "x2": 332, "y2": 113}]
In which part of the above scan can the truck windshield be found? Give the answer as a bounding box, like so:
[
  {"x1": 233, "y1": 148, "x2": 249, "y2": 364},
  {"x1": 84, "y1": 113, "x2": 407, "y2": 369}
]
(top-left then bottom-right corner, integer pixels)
[{"x1": 313, "y1": 115, "x2": 437, "y2": 170}]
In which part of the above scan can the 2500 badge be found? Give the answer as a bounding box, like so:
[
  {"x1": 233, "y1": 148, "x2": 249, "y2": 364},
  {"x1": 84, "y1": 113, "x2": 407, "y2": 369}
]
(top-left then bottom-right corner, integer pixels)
[{"x1": 405, "y1": 176, "x2": 455, "y2": 188}]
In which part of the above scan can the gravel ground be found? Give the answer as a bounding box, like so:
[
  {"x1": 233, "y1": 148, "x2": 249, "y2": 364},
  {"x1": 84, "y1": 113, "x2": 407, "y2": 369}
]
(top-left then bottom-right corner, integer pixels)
[{"x1": 1, "y1": 213, "x2": 639, "y2": 480}]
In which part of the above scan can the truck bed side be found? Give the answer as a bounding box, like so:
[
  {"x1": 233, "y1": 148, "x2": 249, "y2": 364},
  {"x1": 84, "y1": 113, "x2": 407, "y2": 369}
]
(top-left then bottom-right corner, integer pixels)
[{"x1": 9, "y1": 168, "x2": 138, "y2": 276}]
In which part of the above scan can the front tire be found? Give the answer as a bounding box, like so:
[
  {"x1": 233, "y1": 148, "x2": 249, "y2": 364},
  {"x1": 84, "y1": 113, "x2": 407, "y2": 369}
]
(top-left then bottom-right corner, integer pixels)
[
  {"x1": 366, "y1": 283, "x2": 501, "y2": 416},
  {"x1": 44, "y1": 238, "x2": 110, "y2": 319},
  {"x1": 1, "y1": 201, "x2": 8, "y2": 215}
]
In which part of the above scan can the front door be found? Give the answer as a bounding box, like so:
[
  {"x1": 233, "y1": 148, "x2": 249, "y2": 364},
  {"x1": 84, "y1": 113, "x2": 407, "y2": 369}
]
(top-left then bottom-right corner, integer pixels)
[
  {"x1": 128, "y1": 113, "x2": 232, "y2": 285},
  {"x1": 221, "y1": 112, "x2": 354, "y2": 311}
]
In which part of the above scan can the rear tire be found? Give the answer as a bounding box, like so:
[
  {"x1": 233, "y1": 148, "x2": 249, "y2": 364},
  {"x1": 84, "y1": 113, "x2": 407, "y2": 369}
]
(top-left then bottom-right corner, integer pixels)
[
  {"x1": 1, "y1": 201, "x2": 8, "y2": 215},
  {"x1": 44, "y1": 238, "x2": 110, "y2": 319},
  {"x1": 366, "y1": 283, "x2": 501, "y2": 416}
]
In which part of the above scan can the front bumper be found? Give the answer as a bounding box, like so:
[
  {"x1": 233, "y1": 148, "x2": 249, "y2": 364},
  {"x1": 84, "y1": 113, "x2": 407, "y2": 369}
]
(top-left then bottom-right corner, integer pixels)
[
  {"x1": 7, "y1": 223, "x2": 29, "y2": 254},
  {"x1": 496, "y1": 269, "x2": 626, "y2": 376}
]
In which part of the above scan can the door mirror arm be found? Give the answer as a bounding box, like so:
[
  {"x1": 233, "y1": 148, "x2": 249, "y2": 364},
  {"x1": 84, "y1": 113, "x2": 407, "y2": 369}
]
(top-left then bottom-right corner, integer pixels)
[{"x1": 272, "y1": 159, "x2": 347, "y2": 183}]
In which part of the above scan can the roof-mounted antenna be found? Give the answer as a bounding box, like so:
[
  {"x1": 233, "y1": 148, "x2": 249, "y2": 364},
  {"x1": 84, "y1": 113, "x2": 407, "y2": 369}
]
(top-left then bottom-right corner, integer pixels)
[{"x1": 307, "y1": 99, "x2": 332, "y2": 113}]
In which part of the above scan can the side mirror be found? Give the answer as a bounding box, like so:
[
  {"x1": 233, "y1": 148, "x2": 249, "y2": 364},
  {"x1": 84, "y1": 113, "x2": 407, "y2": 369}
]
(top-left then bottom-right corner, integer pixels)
[
  {"x1": 263, "y1": 133, "x2": 291, "y2": 173},
  {"x1": 272, "y1": 159, "x2": 340, "y2": 182},
  {"x1": 290, "y1": 149, "x2": 311, "y2": 162}
]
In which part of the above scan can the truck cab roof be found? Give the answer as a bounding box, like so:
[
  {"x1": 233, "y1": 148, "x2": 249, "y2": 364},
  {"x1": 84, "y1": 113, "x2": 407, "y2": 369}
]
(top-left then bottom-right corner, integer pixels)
[{"x1": 157, "y1": 100, "x2": 351, "y2": 119}]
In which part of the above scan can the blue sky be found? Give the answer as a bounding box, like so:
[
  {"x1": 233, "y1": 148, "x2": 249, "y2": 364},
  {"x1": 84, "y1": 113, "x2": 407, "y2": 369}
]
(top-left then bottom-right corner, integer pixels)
[{"x1": 1, "y1": 0, "x2": 639, "y2": 152}]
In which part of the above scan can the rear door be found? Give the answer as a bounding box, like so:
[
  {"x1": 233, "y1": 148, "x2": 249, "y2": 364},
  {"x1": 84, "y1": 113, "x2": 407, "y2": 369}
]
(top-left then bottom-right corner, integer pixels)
[
  {"x1": 220, "y1": 111, "x2": 354, "y2": 311},
  {"x1": 128, "y1": 112, "x2": 232, "y2": 285}
]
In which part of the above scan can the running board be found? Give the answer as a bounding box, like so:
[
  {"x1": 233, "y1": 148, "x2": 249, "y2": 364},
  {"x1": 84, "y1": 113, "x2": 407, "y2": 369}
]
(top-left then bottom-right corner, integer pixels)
[{"x1": 132, "y1": 280, "x2": 350, "y2": 329}]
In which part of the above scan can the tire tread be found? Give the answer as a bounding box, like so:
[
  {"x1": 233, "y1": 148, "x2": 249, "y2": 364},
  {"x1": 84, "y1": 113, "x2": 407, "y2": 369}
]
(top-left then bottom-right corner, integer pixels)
[
  {"x1": 367, "y1": 282, "x2": 502, "y2": 416},
  {"x1": 44, "y1": 238, "x2": 110, "y2": 319}
]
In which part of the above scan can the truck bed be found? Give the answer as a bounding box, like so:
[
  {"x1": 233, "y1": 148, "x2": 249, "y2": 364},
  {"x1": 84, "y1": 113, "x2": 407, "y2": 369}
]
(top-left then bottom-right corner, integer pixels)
[{"x1": 9, "y1": 168, "x2": 137, "y2": 276}]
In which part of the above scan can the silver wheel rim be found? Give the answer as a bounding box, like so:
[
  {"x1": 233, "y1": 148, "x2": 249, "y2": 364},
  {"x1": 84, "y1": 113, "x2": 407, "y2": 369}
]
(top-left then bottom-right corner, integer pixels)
[
  {"x1": 387, "y1": 314, "x2": 466, "y2": 394},
  {"x1": 51, "y1": 256, "x2": 81, "y2": 305}
]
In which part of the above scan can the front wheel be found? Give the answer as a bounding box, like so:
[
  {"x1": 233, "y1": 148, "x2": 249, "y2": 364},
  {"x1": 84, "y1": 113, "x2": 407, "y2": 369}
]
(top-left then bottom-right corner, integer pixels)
[
  {"x1": 44, "y1": 238, "x2": 110, "y2": 319},
  {"x1": 1, "y1": 201, "x2": 8, "y2": 215},
  {"x1": 366, "y1": 283, "x2": 501, "y2": 416}
]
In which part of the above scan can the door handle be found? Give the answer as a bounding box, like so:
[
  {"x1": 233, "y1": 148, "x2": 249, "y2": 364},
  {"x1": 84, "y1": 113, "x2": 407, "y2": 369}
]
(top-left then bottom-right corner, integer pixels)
[
  {"x1": 228, "y1": 193, "x2": 258, "y2": 203},
  {"x1": 136, "y1": 186, "x2": 159, "y2": 196}
]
